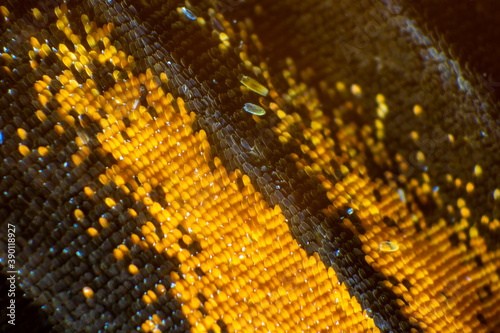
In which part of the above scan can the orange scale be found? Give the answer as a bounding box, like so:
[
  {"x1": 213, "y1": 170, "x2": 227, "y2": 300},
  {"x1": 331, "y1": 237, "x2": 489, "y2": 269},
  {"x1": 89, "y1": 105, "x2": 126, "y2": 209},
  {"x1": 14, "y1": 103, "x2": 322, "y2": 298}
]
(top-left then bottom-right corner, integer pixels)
[
  {"x1": 143, "y1": 196, "x2": 154, "y2": 206},
  {"x1": 177, "y1": 248, "x2": 190, "y2": 262},
  {"x1": 144, "y1": 233, "x2": 157, "y2": 246}
]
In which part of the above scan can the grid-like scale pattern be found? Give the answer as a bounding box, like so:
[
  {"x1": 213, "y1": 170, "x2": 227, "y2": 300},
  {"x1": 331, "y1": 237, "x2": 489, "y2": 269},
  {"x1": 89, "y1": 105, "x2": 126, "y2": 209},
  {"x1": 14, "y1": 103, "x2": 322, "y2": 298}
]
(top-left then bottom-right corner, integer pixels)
[{"x1": 1, "y1": 1, "x2": 500, "y2": 333}]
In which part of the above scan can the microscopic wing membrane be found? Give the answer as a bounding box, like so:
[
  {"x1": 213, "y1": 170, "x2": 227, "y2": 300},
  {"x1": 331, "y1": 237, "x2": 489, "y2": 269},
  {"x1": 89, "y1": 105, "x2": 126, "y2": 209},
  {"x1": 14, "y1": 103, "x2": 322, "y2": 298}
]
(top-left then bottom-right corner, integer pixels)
[{"x1": 1, "y1": 0, "x2": 500, "y2": 332}]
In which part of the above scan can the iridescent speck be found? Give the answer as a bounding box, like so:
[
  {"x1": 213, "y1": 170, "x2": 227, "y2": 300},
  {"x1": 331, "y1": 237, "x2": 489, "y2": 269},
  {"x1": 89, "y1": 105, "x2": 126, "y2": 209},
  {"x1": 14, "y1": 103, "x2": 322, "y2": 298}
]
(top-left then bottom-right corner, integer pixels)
[
  {"x1": 240, "y1": 76, "x2": 269, "y2": 96},
  {"x1": 379, "y1": 241, "x2": 399, "y2": 252},
  {"x1": 181, "y1": 7, "x2": 196, "y2": 20},
  {"x1": 244, "y1": 103, "x2": 266, "y2": 116}
]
